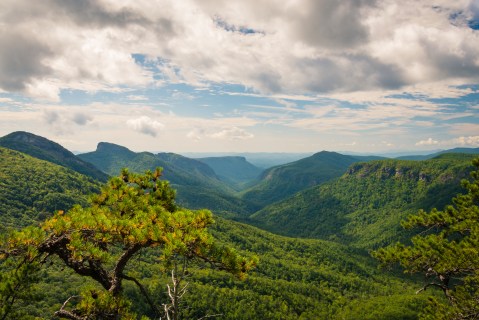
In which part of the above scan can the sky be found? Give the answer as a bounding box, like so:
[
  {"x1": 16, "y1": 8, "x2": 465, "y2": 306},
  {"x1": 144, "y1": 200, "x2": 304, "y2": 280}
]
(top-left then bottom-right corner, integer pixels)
[{"x1": 0, "y1": 0, "x2": 479, "y2": 154}]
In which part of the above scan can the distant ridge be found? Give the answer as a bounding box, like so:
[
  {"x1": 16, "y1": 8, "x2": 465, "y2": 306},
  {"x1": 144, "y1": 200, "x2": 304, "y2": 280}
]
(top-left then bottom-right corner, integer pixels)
[
  {"x1": 0, "y1": 131, "x2": 109, "y2": 182},
  {"x1": 242, "y1": 151, "x2": 375, "y2": 207},
  {"x1": 396, "y1": 147, "x2": 479, "y2": 160},
  {"x1": 97, "y1": 141, "x2": 134, "y2": 155}
]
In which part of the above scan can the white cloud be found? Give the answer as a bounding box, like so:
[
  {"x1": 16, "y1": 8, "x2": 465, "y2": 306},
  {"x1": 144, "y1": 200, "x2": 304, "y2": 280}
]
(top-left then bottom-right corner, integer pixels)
[
  {"x1": 416, "y1": 138, "x2": 439, "y2": 146},
  {"x1": 186, "y1": 128, "x2": 204, "y2": 141},
  {"x1": 382, "y1": 141, "x2": 394, "y2": 147},
  {"x1": 72, "y1": 113, "x2": 93, "y2": 126},
  {"x1": 209, "y1": 127, "x2": 254, "y2": 140},
  {"x1": 43, "y1": 110, "x2": 60, "y2": 125},
  {"x1": 448, "y1": 123, "x2": 479, "y2": 136},
  {"x1": 126, "y1": 116, "x2": 164, "y2": 137},
  {"x1": 416, "y1": 136, "x2": 479, "y2": 148},
  {"x1": 448, "y1": 136, "x2": 479, "y2": 147},
  {"x1": 127, "y1": 95, "x2": 149, "y2": 101}
]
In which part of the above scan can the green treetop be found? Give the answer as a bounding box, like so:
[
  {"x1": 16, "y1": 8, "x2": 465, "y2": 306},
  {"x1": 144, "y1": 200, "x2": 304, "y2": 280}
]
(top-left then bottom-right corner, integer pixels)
[
  {"x1": 373, "y1": 158, "x2": 479, "y2": 319},
  {"x1": 0, "y1": 168, "x2": 256, "y2": 320}
]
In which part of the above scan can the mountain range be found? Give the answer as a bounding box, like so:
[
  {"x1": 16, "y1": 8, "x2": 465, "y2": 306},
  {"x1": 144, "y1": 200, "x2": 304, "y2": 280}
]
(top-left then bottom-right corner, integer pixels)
[{"x1": 1, "y1": 130, "x2": 479, "y2": 318}]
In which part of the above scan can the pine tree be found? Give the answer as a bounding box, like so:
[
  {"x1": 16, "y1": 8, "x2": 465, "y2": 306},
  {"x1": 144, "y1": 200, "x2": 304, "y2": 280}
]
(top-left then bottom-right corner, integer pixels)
[{"x1": 0, "y1": 168, "x2": 256, "y2": 319}]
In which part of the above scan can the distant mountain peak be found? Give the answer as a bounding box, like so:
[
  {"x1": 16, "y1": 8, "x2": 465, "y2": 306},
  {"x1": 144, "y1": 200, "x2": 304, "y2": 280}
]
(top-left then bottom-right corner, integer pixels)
[
  {"x1": 96, "y1": 142, "x2": 133, "y2": 153},
  {"x1": 311, "y1": 150, "x2": 348, "y2": 158},
  {"x1": 313, "y1": 150, "x2": 335, "y2": 155},
  {"x1": 2, "y1": 131, "x2": 68, "y2": 152}
]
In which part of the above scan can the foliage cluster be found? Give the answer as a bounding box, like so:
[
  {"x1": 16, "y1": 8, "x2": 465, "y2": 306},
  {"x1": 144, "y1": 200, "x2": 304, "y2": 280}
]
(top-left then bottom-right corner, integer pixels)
[{"x1": 1, "y1": 216, "x2": 429, "y2": 319}]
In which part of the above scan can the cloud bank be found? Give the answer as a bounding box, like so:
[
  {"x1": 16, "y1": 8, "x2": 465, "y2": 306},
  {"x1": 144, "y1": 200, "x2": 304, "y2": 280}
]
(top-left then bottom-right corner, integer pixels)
[{"x1": 0, "y1": 0, "x2": 478, "y2": 100}]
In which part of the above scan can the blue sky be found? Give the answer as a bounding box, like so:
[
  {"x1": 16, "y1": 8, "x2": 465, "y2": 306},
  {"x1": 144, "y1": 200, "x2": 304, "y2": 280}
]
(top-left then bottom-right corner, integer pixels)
[{"x1": 0, "y1": 0, "x2": 478, "y2": 154}]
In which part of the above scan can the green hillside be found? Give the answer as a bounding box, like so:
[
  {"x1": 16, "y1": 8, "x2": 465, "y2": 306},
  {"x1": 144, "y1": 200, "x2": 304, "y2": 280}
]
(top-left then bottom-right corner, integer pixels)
[
  {"x1": 0, "y1": 147, "x2": 100, "y2": 229},
  {"x1": 0, "y1": 131, "x2": 109, "y2": 182},
  {"x1": 250, "y1": 154, "x2": 476, "y2": 248},
  {"x1": 242, "y1": 151, "x2": 366, "y2": 207},
  {"x1": 196, "y1": 156, "x2": 262, "y2": 190},
  {"x1": 157, "y1": 152, "x2": 221, "y2": 186},
  {"x1": 76, "y1": 142, "x2": 137, "y2": 173}
]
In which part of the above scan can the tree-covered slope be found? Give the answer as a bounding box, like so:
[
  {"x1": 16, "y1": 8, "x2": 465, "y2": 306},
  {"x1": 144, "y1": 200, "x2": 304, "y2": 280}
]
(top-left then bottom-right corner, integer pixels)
[
  {"x1": 196, "y1": 156, "x2": 262, "y2": 190},
  {"x1": 241, "y1": 151, "x2": 368, "y2": 207},
  {"x1": 0, "y1": 147, "x2": 100, "y2": 229},
  {"x1": 177, "y1": 218, "x2": 428, "y2": 319},
  {"x1": 156, "y1": 152, "x2": 220, "y2": 186},
  {"x1": 0, "y1": 131, "x2": 108, "y2": 182},
  {"x1": 78, "y1": 142, "x2": 255, "y2": 215},
  {"x1": 250, "y1": 154, "x2": 476, "y2": 248}
]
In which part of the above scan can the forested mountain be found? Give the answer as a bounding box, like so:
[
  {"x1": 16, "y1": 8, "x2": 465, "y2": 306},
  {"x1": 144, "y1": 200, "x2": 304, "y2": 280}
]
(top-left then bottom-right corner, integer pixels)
[
  {"x1": 196, "y1": 156, "x2": 262, "y2": 189},
  {"x1": 0, "y1": 131, "x2": 109, "y2": 182},
  {"x1": 78, "y1": 142, "x2": 256, "y2": 215},
  {"x1": 241, "y1": 151, "x2": 381, "y2": 207},
  {"x1": 250, "y1": 153, "x2": 476, "y2": 248},
  {"x1": 0, "y1": 148, "x2": 428, "y2": 319},
  {"x1": 0, "y1": 147, "x2": 100, "y2": 229}
]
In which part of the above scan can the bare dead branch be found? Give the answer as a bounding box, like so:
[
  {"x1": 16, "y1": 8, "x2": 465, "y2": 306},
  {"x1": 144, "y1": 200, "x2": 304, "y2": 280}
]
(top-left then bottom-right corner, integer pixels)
[{"x1": 54, "y1": 295, "x2": 83, "y2": 320}]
